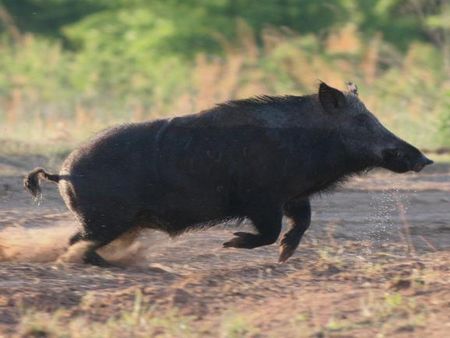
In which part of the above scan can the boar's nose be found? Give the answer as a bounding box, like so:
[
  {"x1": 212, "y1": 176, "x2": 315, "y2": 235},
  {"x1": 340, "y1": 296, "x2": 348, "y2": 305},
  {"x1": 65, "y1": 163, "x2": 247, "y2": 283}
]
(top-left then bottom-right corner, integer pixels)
[{"x1": 413, "y1": 155, "x2": 433, "y2": 172}]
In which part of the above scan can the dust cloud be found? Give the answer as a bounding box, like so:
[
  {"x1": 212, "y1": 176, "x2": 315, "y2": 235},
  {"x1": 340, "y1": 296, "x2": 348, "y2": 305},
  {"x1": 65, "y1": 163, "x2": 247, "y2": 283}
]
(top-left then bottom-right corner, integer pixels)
[{"x1": 0, "y1": 223, "x2": 151, "y2": 266}]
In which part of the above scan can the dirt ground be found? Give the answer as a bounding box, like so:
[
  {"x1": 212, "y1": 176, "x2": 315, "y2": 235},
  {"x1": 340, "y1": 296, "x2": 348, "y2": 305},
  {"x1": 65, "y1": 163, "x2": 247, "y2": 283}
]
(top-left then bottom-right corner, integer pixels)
[{"x1": 0, "y1": 156, "x2": 449, "y2": 337}]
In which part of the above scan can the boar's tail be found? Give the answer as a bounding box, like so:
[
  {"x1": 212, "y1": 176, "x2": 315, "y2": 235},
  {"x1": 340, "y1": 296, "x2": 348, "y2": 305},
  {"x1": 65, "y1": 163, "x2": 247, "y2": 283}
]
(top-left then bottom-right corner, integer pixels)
[{"x1": 24, "y1": 167, "x2": 61, "y2": 199}]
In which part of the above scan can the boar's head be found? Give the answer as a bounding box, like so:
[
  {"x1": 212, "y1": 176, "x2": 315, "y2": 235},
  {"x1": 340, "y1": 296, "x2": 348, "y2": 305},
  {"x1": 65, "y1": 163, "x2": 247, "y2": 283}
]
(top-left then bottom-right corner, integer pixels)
[{"x1": 318, "y1": 82, "x2": 433, "y2": 173}]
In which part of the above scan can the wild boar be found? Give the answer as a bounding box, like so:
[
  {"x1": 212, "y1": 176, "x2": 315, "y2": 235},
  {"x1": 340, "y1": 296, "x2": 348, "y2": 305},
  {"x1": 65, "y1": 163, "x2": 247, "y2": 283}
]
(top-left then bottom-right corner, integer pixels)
[{"x1": 24, "y1": 82, "x2": 433, "y2": 266}]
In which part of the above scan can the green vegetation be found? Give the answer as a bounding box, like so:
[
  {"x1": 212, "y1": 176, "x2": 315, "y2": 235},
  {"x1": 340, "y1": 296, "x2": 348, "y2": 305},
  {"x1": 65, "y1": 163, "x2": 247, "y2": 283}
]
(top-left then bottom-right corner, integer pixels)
[
  {"x1": 18, "y1": 308, "x2": 197, "y2": 338},
  {"x1": 0, "y1": 0, "x2": 449, "y2": 149}
]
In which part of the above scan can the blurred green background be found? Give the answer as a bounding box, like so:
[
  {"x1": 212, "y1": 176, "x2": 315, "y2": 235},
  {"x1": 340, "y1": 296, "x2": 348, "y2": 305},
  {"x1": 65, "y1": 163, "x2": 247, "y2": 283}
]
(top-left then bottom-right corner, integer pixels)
[{"x1": 0, "y1": 0, "x2": 449, "y2": 151}]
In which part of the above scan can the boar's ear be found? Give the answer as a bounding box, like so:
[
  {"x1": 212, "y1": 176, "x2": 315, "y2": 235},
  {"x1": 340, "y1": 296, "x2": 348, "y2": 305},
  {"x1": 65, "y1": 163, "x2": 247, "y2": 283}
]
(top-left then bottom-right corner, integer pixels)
[{"x1": 318, "y1": 82, "x2": 347, "y2": 113}]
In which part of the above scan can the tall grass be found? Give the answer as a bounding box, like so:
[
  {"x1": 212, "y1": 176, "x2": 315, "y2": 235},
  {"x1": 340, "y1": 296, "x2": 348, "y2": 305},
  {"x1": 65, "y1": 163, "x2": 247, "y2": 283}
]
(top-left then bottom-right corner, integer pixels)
[{"x1": 0, "y1": 23, "x2": 449, "y2": 151}]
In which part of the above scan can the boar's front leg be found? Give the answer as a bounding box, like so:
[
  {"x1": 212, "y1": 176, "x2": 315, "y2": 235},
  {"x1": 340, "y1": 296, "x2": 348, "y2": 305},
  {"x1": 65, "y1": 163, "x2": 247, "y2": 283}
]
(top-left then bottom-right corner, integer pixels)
[
  {"x1": 223, "y1": 206, "x2": 282, "y2": 249},
  {"x1": 279, "y1": 198, "x2": 311, "y2": 263}
]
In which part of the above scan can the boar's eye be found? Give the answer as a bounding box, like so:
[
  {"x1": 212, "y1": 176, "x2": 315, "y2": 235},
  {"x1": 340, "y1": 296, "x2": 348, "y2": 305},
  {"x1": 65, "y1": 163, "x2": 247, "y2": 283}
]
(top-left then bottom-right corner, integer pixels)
[
  {"x1": 394, "y1": 150, "x2": 401, "y2": 158},
  {"x1": 384, "y1": 149, "x2": 402, "y2": 159}
]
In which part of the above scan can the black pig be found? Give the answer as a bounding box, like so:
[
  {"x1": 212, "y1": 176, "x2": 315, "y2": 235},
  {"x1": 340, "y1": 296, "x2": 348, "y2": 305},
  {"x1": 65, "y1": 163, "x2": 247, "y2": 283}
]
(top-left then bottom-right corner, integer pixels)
[{"x1": 24, "y1": 82, "x2": 433, "y2": 266}]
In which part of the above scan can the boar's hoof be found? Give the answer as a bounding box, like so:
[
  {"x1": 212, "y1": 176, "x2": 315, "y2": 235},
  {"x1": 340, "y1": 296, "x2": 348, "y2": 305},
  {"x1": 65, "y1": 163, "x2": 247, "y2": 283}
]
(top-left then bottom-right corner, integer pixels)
[
  {"x1": 278, "y1": 236, "x2": 300, "y2": 263},
  {"x1": 223, "y1": 232, "x2": 260, "y2": 249},
  {"x1": 84, "y1": 251, "x2": 115, "y2": 268},
  {"x1": 278, "y1": 245, "x2": 296, "y2": 263}
]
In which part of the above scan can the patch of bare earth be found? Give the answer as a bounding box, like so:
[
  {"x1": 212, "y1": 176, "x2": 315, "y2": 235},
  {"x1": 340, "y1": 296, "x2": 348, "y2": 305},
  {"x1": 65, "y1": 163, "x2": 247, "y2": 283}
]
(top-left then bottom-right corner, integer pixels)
[{"x1": 0, "y1": 157, "x2": 448, "y2": 337}]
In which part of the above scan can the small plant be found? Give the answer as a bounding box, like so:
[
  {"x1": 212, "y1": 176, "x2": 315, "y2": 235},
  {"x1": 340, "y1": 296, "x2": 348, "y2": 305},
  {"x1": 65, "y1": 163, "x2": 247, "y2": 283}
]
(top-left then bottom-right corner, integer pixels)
[
  {"x1": 17, "y1": 305, "x2": 196, "y2": 338},
  {"x1": 220, "y1": 312, "x2": 258, "y2": 338}
]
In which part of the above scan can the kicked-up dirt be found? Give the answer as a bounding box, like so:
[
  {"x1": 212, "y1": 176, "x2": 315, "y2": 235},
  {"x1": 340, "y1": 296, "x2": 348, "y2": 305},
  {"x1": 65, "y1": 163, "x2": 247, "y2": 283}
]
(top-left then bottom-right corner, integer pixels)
[{"x1": 0, "y1": 157, "x2": 448, "y2": 337}]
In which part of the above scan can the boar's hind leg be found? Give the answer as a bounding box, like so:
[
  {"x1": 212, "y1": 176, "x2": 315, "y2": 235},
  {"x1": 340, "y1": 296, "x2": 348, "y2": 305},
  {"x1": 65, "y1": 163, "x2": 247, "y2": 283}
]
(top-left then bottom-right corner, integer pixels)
[
  {"x1": 223, "y1": 207, "x2": 282, "y2": 249},
  {"x1": 67, "y1": 232, "x2": 116, "y2": 267},
  {"x1": 68, "y1": 220, "x2": 136, "y2": 267},
  {"x1": 279, "y1": 198, "x2": 311, "y2": 263}
]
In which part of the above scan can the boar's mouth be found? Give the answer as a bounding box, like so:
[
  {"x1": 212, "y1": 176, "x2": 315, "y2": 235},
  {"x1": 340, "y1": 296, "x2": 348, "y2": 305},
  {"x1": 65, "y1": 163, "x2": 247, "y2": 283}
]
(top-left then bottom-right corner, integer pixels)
[
  {"x1": 381, "y1": 148, "x2": 433, "y2": 173},
  {"x1": 412, "y1": 157, "x2": 434, "y2": 172}
]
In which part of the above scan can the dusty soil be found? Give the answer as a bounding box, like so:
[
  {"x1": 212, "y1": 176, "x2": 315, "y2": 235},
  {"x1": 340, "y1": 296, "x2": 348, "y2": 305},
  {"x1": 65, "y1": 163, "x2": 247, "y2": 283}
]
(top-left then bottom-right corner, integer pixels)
[{"x1": 0, "y1": 157, "x2": 449, "y2": 337}]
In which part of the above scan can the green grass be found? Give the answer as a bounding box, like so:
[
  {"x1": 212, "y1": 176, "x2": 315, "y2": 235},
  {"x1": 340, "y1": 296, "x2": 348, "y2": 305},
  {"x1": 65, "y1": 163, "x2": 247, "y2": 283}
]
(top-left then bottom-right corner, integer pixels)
[{"x1": 1, "y1": 24, "x2": 449, "y2": 151}]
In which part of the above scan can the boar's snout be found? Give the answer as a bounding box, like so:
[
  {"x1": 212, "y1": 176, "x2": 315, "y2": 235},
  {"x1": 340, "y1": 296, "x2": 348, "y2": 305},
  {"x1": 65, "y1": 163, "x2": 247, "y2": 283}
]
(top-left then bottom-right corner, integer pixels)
[
  {"x1": 412, "y1": 154, "x2": 433, "y2": 172},
  {"x1": 381, "y1": 144, "x2": 433, "y2": 173}
]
